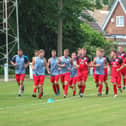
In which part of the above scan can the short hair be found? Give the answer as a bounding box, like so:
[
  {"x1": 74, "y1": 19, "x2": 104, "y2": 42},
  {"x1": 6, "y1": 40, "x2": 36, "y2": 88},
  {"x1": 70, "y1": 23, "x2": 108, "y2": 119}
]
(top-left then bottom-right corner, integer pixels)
[
  {"x1": 101, "y1": 49, "x2": 104, "y2": 52},
  {"x1": 39, "y1": 49, "x2": 45, "y2": 53},
  {"x1": 77, "y1": 48, "x2": 81, "y2": 51},
  {"x1": 64, "y1": 49, "x2": 69, "y2": 52},
  {"x1": 18, "y1": 49, "x2": 23, "y2": 52},
  {"x1": 96, "y1": 48, "x2": 102, "y2": 52},
  {"x1": 51, "y1": 49, "x2": 56, "y2": 52},
  {"x1": 72, "y1": 52, "x2": 76, "y2": 55},
  {"x1": 111, "y1": 49, "x2": 117, "y2": 54},
  {"x1": 34, "y1": 50, "x2": 39, "y2": 53}
]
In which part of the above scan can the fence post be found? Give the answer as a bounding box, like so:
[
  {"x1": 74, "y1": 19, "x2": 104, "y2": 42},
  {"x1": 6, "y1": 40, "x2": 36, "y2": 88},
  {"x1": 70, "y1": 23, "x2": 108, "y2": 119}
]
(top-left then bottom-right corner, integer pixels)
[
  {"x1": 4, "y1": 63, "x2": 8, "y2": 82},
  {"x1": 29, "y1": 63, "x2": 33, "y2": 79}
]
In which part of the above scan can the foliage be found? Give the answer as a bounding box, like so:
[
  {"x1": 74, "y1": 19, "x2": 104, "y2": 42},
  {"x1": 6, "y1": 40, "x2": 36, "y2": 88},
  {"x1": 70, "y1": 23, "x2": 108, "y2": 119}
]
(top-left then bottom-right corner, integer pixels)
[
  {"x1": 95, "y1": 0, "x2": 103, "y2": 9},
  {"x1": 80, "y1": 23, "x2": 110, "y2": 58},
  {"x1": 0, "y1": 0, "x2": 111, "y2": 63}
]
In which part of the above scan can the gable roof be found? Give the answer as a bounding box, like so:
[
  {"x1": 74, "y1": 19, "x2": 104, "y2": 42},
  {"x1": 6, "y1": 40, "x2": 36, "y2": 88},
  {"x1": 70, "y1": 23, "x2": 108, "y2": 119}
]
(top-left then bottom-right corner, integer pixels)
[
  {"x1": 102, "y1": 0, "x2": 126, "y2": 31},
  {"x1": 81, "y1": 10, "x2": 102, "y2": 32},
  {"x1": 121, "y1": 0, "x2": 126, "y2": 10}
]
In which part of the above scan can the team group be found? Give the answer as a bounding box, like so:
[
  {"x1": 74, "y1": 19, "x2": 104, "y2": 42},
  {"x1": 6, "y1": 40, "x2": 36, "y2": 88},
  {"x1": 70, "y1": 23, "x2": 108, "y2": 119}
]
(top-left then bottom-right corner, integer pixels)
[{"x1": 10, "y1": 46, "x2": 126, "y2": 98}]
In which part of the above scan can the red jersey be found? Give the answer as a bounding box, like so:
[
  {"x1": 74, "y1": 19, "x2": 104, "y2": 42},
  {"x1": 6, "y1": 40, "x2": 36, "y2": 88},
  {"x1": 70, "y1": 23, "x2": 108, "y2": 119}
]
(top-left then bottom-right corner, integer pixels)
[
  {"x1": 117, "y1": 52, "x2": 126, "y2": 62},
  {"x1": 109, "y1": 57, "x2": 123, "y2": 76},
  {"x1": 77, "y1": 56, "x2": 90, "y2": 72}
]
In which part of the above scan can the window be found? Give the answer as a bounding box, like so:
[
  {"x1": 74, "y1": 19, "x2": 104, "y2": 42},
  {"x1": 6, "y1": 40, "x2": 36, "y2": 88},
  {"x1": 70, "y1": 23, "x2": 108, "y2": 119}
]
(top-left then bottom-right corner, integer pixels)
[{"x1": 116, "y1": 16, "x2": 124, "y2": 27}]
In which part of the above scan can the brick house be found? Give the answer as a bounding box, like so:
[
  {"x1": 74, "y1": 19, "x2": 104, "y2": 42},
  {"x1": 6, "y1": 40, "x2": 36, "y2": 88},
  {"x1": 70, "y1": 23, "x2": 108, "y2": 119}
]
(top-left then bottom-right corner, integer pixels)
[{"x1": 102, "y1": 0, "x2": 126, "y2": 45}]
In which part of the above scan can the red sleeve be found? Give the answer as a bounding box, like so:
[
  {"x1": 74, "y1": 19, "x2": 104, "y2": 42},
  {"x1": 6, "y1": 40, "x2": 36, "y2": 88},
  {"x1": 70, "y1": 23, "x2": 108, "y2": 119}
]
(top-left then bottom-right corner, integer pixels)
[{"x1": 123, "y1": 58, "x2": 126, "y2": 64}]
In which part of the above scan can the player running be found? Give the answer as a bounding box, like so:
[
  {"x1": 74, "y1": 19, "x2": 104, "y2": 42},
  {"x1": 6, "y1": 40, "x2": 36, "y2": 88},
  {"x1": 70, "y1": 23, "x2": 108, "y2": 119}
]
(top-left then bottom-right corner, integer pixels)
[
  {"x1": 32, "y1": 49, "x2": 49, "y2": 99},
  {"x1": 117, "y1": 46, "x2": 126, "y2": 89},
  {"x1": 48, "y1": 50, "x2": 60, "y2": 96},
  {"x1": 32, "y1": 50, "x2": 39, "y2": 83},
  {"x1": 77, "y1": 48, "x2": 91, "y2": 97},
  {"x1": 109, "y1": 49, "x2": 123, "y2": 97},
  {"x1": 69, "y1": 52, "x2": 78, "y2": 96},
  {"x1": 10, "y1": 49, "x2": 29, "y2": 96},
  {"x1": 92, "y1": 49, "x2": 107, "y2": 96},
  {"x1": 58, "y1": 49, "x2": 71, "y2": 98},
  {"x1": 101, "y1": 49, "x2": 109, "y2": 95}
]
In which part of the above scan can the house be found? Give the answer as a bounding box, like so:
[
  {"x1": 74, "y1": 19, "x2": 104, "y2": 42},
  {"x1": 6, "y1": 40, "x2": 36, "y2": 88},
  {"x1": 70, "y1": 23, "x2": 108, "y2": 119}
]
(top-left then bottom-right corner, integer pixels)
[
  {"x1": 81, "y1": 10, "x2": 102, "y2": 32},
  {"x1": 81, "y1": 6, "x2": 109, "y2": 33},
  {"x1": 102, "y1": 0, "x2": 126, "y2": 45}
]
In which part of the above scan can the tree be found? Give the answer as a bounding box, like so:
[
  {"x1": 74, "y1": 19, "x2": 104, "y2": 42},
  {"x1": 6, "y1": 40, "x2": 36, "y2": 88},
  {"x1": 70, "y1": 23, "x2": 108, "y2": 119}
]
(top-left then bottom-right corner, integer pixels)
[{"x1": 80, "y1": 23, "x2": 110, "y2": 58}]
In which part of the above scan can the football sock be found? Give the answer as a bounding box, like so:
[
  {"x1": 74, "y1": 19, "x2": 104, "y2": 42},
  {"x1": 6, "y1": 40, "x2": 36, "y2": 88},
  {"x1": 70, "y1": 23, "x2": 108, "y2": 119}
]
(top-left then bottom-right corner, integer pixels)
[
  {"x1": 33, "y1": 88, "x2": 37, "y2": 94},
  {"x1": 64, "y1": 85, "x2": 68, "y2": 96},
  {"x1": 73, "y1": 90, "x2": 76, "y2": 96},
  {"x1": 118, "y1": 85, "x2": 121, "y2": 89},
  {"x1": 113, "y1": 84, "x2": 117, "y2": 95},
  {"x1": 98, "y1": 84, "x2": 103, "y2": 94},
  {"x1": 78, "y1": 85, "x2": 81, "y2": 90},
  {"x1": 56, "y1": 84, "x2": 60, "y2": 92},
  {"x1": 81, "y1": 85, "x2": 85, "y2": 94},
  {"x1": 123, "y1": 79, "x2": 126, "y2": 86},
  {"x1": 62, "y1": 85, "x2": 65, "y2": 90},
  {"x1": 106, "y1": 87, "x2": 109, "y2": 91},
  {"x1": 52, "y1": 84, "x2": 57, "y2": 94},
  {"x1": 38, "y1": 93, "x2": 42, "y2": 98}
]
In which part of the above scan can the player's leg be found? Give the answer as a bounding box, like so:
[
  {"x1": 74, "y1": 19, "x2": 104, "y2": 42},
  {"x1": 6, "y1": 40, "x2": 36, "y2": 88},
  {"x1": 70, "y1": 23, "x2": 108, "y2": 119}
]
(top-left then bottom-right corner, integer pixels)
[
  {"x1": 117, "y1": 75, "x2": 123, "y2": 93},
  {"x1": 80, "y1": 73, "x2": 88, "y2": 97},
  {"x1": 72, "y1": 77, "x2": 77, "y2": 96},
  {"x1": 104, "y1": 80, "x2": 109, "y2": 95},
  {"x1": 15, "y1": 74, "x2": 20, "y2": 86},
  {"x1": 104, "y1": 69, "x2": 109, "y2": 95},
  {"x1": 32, "y1": 76, "x2": 39, "y2": 97},
  {"x1": 20, "y1": 74, "x2": 25, "y2": 93},
  {"x1": 64, "y1": 73, "x2": 70, "y2": 98},
  {"x1": 113, "y1": 83, "x2": 117, "y2": 97},
  {"x1": 54, "y1": 75, "x2": 60, "y2": 95},
  {"x1": 111, "y1": 75, "x2": 118, "y2": 97},
  {"x1": 15, "y1": 74, "x2": 21, "y2": 96},
  {"x1": 80, "y1": 80, "x2": 86, "y2": 97},
  {"x1": 97, "y1": 75, "x2": 104, "y2": 96},
  {"x1": 51, "y1": 76, "x2": 57, "y2": 95},
  {"x1": 60, "y1": 74, "x2": 65, "y2": 90},
  {"x1": 69, "y1": 78, "x2": 73, "y2": 88},
  {"x1": 38, "y1": 75, "x2": 45, "y2": 99},
  {"x1": 18, "y1": 74, "x2": 25, "y2": 96},
  {"x1": 94, "y1": 73, "x2": 99, "y2": 88},
  {"x1": 77, "y1": 73, "x2": 82, "y2": 94},
  {"x1": 38, "y1": 85, "x2": 43, "y2": 99},
  {"x1": 121, "y1": 70, "x2": 126, "y2": 90}
]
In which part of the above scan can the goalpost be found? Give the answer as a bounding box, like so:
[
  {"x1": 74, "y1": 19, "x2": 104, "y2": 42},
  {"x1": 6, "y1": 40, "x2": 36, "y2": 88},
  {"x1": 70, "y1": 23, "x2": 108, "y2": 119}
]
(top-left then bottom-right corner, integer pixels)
[{"x1": 0, "y1": 0, "x2": 20, "y2": 81}]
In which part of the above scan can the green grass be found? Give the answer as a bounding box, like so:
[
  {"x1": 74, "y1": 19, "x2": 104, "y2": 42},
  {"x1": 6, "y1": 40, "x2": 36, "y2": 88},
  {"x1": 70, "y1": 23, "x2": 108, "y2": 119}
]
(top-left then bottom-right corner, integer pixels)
[{"x1": 0, "y1": 76, "x2": 126, "y2": 126}]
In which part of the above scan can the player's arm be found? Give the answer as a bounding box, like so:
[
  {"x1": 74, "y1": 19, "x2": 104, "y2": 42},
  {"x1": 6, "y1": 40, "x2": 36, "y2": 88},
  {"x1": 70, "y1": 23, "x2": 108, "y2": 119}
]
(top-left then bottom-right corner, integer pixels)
[
  {"x1": 57, "y1": 57, "x2": 65, "y2": 67},
  {"x1": 24, "y1": 55, "x2": 30, "y2": 68},
  {"x1": 44, "y1": 58, "x2": 50, "y2": 74},
  {"x1": 92, "y1": 58, "x2": 101, "y2": 67},
  {"x1": 67, "y1": 58, "x2": 72, "y2": 71},
  {"x1": 10, "y1": 56, "x2": 17, "y2": 67},
  {"x1": 91, "y1": 58, "x2": 100, "y2": 67},
  {"x1": 47, "y1": 58, "x2": 51, "y2": 74},
  {"x1": 31, "y1": 57, "x2": 36, "y2": 70},
  {"x1": 117, "y1": 64, "x2": 125, "y2": 72},
  {"x1": 75, "y1": 60, "x2": 79, "y2": 69},
  {"x1": 117, "y1": 58, "x2": 125, "y2": 72}
]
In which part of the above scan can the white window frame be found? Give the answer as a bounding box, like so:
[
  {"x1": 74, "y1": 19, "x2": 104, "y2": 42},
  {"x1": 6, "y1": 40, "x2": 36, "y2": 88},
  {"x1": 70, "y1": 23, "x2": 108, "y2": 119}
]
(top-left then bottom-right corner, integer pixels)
[{"x1": 116, "y1": 16, "x2": 124, "y2": 27}]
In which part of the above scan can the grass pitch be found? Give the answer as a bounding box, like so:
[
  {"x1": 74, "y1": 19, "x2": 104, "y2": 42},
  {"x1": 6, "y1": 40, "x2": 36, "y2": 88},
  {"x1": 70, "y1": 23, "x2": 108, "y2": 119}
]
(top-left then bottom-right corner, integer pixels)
[{"x1": 0, "y1": 76, "x2": 126, "y2": 126}]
